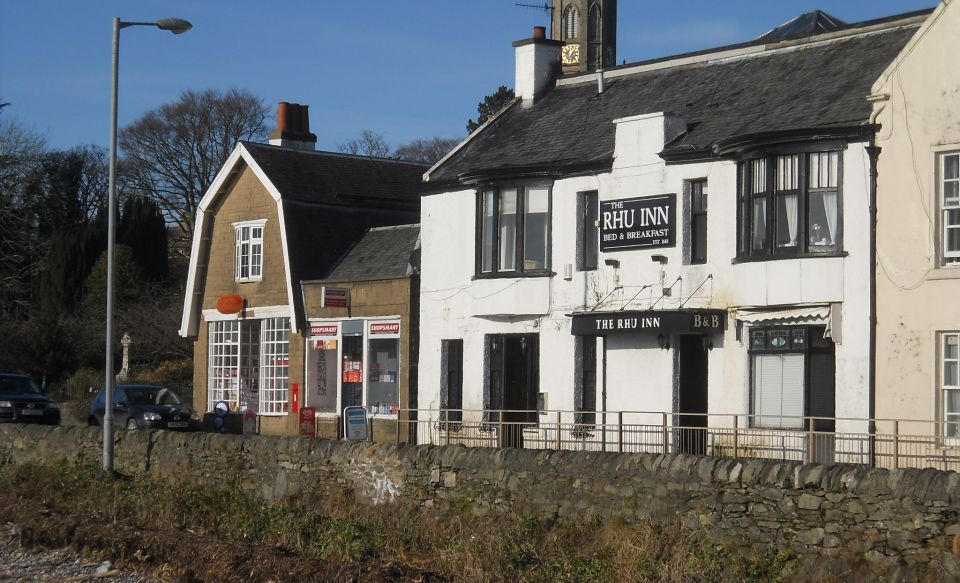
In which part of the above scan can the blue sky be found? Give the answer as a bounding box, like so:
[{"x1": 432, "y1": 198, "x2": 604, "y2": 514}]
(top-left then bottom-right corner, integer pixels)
[{"x1": 0, "y1": 0, "x2": 936, "y2": 152}]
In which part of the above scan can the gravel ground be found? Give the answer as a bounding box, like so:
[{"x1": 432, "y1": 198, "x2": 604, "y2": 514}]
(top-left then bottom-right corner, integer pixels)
[{"x1": 0, "y1": 535, "x2": 162, "y2": 583}]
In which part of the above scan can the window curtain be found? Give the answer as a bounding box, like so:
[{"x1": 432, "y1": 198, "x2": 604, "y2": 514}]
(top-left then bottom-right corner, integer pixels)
[
  {"x1": 498, "y1": 189, "x2": 517, "y2": 272},
  {"x1": 822, "y1": 192, "x2": 838, "y2": 244},
  {"x1": 783, "y1": 194, "x2": 798, "y2": 246}
]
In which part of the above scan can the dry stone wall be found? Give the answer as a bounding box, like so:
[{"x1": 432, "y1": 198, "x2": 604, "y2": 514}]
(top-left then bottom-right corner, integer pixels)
[{"x1": 2, "y1": 424, "x2": 959, "y2": 574}]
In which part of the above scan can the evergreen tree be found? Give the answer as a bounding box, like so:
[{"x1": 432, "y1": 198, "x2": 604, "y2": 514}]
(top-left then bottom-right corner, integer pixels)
[{"x1": 119, "y1": 197, "x2": 168, "y2": 281}]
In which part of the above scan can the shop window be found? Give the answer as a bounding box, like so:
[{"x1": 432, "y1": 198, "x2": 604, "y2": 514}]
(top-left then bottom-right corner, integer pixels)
[
  {"x1": 257, "y1": 318, "x2": 289, "y2": 414},
  {"x1": 574, "y1": 336, "x2": 597, "y2": 426},
  {"x1": 940, "y1": 152, "x2": 960, "y2": 266},
  {"x1": 686, "y1": 179, "x2": 708, "y2": 264},
  {"x1": 477, "y1": 185, "x2": 551, "y2": 276},
  {"x1": 749, "y1": 325, "x2": 834, "y2": 430},
  {"x1": 367, "y1": 336, "x2": 400, "y2": 415},
  {"x1": 307, "y1": 331, "x2": 338, "y2": 413},
  {"x1": 942, "y1": 332, "x2": 960, "y2": 436},
  {"x1": 234, "y1": 220, "x2": 265, "y2": 282},
  {"x1": 207, "y1": 318, "x2": 288, "y2": 414},
  {"x1": 577, "y1": 190, "x2": 599, "y2": 271},
  {"x1": 440, "y1": 339, "x2": 464, "y2": 424},
  {"x1": 737, "y1": 150, "x2": 841, "y2": 260}
]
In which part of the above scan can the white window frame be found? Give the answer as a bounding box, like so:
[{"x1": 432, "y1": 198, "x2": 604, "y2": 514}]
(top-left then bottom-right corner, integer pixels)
[
  {"x1": 942, "y1": 332, "x2": 960, "y2": 438},
  {"x1": 259, "y1": 317, "x2": 290, "y2": 415},
  {"x1": 234, "y1": 219, "x2": 266, "y2": 282},
  {"x1": 207, "y1": 316, "x2": 289, "y2": 416},
  {"x1": 940, "y1": 152, "x2": 960, "y2": 266},
  {"x1": 207, "y1": 320, "x2": 240, "y2": 412}
]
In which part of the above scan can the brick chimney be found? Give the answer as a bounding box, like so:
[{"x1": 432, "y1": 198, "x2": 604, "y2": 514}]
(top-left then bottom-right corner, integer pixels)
[
  {"x1": 513, "y1": 26, "x2": 563, "y2": 108},
  {"x1": 268, "y1": 102, "x2": 317, "y2": 150}
]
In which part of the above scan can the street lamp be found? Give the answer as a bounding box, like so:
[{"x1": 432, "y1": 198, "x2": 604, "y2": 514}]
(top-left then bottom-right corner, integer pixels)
[{"x1": 103, "y1": 17, "x2": 192, "y2": 473}]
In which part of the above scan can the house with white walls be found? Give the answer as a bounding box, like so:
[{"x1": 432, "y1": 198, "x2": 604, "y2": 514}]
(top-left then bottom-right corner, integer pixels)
[
  {"x1": 871, "y1": 0, "x2": 960, "y2": 447},
  {"x1": 417, "y1": 8, "x2": 932, "y2": 462}
]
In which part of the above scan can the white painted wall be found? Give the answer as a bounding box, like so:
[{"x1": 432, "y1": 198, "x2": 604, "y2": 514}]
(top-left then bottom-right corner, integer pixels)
[
  {"x1": 872, "y1": 0, "x2": 960, "y2": 426},
  {"x1": 419, "y1": 111, "x2": 874, "y2": 427}
]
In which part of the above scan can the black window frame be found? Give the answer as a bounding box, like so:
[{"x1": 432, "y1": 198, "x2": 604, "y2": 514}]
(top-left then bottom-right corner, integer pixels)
[
  {"x1": 736, "y1": 144, "x2": 845, "y2": 262},
  {"x1": 574, "y1": 335, "x2": 597, "y2": 428},
  {"x1": 576, "y1": 190, "x2": 599, "y2": 271},
  {"x1": 687, "y1": 179, "x2": 708, "y2": 265},
  {"x1": 475, "y1": 183, "x2": 553, "y2": 278},
  {"x1": 440, "y1": 339, "x2": 464, "y2": 426},
  {"x1": 748, "y1": 324, "x2": 835, "y2": 430}
]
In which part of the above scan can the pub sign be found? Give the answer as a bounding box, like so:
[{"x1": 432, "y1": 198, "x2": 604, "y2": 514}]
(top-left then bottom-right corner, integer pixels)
[
  {"x1": 570, "y1": 309, "x2": 726, "y2": 336},
  {"x1": 600, "y1": 193, "x2": 676, "y2": 251}
]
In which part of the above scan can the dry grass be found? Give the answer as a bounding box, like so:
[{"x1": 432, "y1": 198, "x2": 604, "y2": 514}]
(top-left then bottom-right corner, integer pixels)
[{"x1": 0, "y1": 455, "x2": 802, "y2": 582}]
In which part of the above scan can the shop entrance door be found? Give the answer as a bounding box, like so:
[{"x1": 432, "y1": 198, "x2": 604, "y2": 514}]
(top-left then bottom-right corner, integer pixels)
[
  {"x1": 487, "y1": 334, "x2": 539, "y2": 448},
  {"x1": 341, "y1": 335, "x2": 364, "y2": 412},
  {"x1": 677, "y1": 335, "x2": 708, "y2": 455}
]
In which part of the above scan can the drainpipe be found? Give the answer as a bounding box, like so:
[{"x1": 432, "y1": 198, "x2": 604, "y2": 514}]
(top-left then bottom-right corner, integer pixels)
[
  {"x1": 866, "y1": 93, "x2": 889, "y2": 469},
  {"x1": 601, "y1": 336, "x2": 608, "y2": 452}
]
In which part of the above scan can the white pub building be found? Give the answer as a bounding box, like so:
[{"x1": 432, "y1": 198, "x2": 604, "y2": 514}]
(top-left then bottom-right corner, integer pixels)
[{"x1": 417, "y1": 6, "x2": 929, "y2": 461}]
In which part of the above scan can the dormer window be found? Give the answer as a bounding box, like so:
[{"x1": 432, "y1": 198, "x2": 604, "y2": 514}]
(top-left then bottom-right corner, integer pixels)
[
  {"x1": 564, "y1": 5, "x2": 580, "y2": 39},
  {"x1": 234, "y1": 219, "x2": 266, "y2": 282}
]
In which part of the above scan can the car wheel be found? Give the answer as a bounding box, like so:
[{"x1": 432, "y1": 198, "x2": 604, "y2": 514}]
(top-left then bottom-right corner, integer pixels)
[
  {"x1": 87, "y1": 417, "x2": 99, "y2": 427},
  {"x1": 126, "y1": 418, "x2": 139, "y2": 431}
]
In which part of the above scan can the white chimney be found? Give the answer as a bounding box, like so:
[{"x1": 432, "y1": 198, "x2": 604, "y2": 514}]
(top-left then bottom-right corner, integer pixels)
[{"x1": 513, "y1": 26, "x2": 563, "y2": 108}]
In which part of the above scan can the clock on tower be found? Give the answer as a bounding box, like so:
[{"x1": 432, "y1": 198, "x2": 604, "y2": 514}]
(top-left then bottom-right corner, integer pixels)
[{"x1": 551, "y1": 0, "x2": 617, "y2": 74}]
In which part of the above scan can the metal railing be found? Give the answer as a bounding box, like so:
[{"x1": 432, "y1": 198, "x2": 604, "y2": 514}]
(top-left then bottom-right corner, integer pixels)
[{"x1": 396, "y1": 409, "x2": 960, "y2": 471}]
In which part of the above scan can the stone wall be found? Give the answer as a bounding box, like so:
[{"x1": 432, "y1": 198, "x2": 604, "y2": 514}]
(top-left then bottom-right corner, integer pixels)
[{"x1": 2, "y1": 424, "x2": 959, "y2": 574}]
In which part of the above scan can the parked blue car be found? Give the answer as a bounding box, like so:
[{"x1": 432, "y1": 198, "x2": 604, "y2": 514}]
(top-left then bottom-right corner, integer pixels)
[
  {"x1": 88, "y1": 384, "x2": 200, "y2": 431},
  {"x1": 0, "y1": 373, "x2": 61, "y2": 425}
]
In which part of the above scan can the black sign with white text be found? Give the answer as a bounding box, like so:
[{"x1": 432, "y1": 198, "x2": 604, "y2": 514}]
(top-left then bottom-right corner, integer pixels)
[
  {"x1": 600, "y1": 193, "x2": 676, "y2": 251},
  {"x1": 570, "y1": 309, "x2": 726, "y2": 336}
]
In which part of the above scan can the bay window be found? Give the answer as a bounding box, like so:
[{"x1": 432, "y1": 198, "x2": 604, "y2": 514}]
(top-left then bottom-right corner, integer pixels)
[
  {"x1": 941, "y1": 152, "x2": 960, "y2": 266},
  {"x1": 738, "y1": 150, "x2": 841, "y2": 260},
  {"x1": 477, "y1": 185, "x2": 551, "y2": 276}
]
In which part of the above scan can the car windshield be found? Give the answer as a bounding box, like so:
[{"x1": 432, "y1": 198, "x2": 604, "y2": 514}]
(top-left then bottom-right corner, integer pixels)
[
  {"x1": 0, "y1": 375, "x2": 41, "y2": 394},
  {"x1": 123, "y1": 387, "x2": 183, "y2": 406}
]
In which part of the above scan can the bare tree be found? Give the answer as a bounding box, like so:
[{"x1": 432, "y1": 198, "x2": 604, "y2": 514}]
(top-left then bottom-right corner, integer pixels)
[
  {"x1": 0, "y1": 117, "x2": 47, "y2": 317},
  {"x1": 119, "y1": 89, "x2": 269, "y2": 256},
  {"x1": 393, "y1": 136, "x2": 461, "y2": 164},
  {"x1": 337, "y1": 130, "x2": 390, "y2": 158}
]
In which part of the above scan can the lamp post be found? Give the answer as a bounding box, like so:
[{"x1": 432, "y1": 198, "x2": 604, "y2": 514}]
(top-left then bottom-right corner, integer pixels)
[{"x1": 103, "y1": 17, "x2": 191, "y2": 473}]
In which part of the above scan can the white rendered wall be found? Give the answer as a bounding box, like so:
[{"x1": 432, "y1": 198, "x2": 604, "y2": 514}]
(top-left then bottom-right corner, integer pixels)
[{"x1": 420, "y1": 113, "x2": 873, "y2": 425}]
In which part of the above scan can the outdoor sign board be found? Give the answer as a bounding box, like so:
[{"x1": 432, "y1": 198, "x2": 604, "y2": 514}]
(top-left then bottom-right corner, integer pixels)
[
  {"x1": 600, "y1": 193, "x2": 676, "y2": 251},
  {"x1": 321, "y1": 286, "x2": 350, "y2": 308},
  {"x1": 310, "y1": 324, "x2": 339, "y2": 337},
  {"x1": 299, "y1": 406, "x2": 317, "y2": 436},
  {"x1": 570, "y1": 309, "x2": 726, "y2": 336},
  {"x1": 369, "y1": 321, "x2": 400, "y2": 335},
  {"x1": 343, "y1": 406, "x2": 369, "y2": 441}
]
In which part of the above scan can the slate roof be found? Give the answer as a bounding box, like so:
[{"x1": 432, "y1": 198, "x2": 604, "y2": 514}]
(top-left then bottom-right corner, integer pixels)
[
  {"x1": 427, "y1": 12, "x2": 927, "y2": 186},
  {"x1": 319, "y1": 224, "x2": 421, "y2": 282},
  {"x1": 242, "y1": 141, "x2": 427, "y2": 210}
]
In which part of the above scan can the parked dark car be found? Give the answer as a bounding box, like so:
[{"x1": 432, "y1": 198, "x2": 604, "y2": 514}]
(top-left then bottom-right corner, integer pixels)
[
  {"x1": 0, "y1": 373, "x2": 61, "y2": 425},
  {"x1": 88, "y1": 384, "x2": 200, "y2": 431}
]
